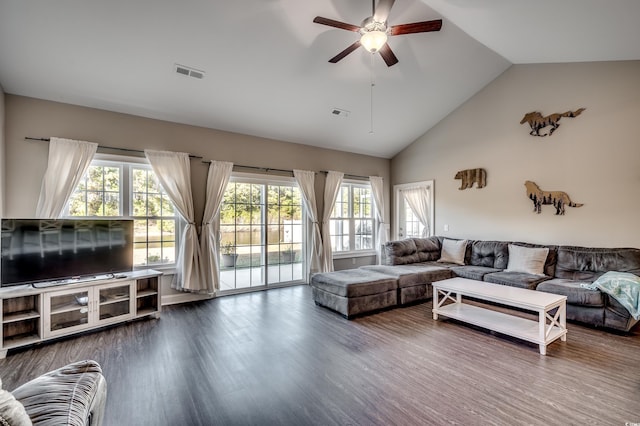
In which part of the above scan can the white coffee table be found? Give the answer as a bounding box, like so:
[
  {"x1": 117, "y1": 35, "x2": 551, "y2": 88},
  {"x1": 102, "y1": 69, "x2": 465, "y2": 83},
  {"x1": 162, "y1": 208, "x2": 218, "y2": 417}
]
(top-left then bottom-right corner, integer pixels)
[{"x1": 432, "y1": 277, "x2": 567, "y2": 355}]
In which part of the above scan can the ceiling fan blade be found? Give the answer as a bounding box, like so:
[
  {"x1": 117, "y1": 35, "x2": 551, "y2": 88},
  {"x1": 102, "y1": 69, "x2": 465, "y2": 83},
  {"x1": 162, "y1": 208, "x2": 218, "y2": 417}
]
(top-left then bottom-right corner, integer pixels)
[
  {"x1": 313, "y1": 16, "x2": 361, "y2": 32},
  {"x1": 373, "y1": 0, "x2": 396, "y2": 23},
  {"x1": 329, "y1": 41, "x2": 362, "y2": 63},
  {"x1": 389, "y1": 19, "x2": 442, "y2": 36},
  {"x1": 378, "y1": 43, "x2": 398, "y2": 67}
]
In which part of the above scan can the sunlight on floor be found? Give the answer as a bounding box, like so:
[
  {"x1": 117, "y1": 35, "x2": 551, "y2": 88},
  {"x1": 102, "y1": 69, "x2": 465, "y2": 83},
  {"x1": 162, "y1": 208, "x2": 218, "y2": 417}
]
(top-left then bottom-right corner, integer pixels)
[{"x1": 219, "y1": 262, "x2": 303, "y2": 291}]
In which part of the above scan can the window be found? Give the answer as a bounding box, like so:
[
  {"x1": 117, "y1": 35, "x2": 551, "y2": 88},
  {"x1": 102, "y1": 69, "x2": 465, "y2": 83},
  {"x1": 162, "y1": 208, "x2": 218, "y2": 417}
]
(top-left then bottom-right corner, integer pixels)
[
  {"x1": 67, "y1": 164, "x2": 121, "y2": 216},
  {"x1": 219, "y1": 174, "x2": 305, "y2": 292},
  {"x1": 330, "y1": 182, "x2": 375, "y2": 253},
  {"x1": 66, "y1": 157, "x2": 178, "y2": 267},
  {"x1": 402, "y1": 198, "x2": 426, "y2": 238},
  {"x1": 394, "y1": 180, "x2": 434, "y2": 240}
]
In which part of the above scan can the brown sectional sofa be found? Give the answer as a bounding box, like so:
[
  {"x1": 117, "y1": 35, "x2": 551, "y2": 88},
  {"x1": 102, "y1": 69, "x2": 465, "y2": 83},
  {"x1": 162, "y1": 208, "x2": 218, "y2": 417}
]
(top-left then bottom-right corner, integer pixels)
[{"x1": 310, "y1": 236, "x2": 640, "y2": 332}]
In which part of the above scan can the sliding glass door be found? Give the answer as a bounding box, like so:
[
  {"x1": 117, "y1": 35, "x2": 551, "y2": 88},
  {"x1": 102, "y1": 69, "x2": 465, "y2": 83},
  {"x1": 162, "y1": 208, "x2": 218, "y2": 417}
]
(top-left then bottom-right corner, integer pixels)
[{"x1": 219, "y1": 175, "x2": 305, "y2": 292}]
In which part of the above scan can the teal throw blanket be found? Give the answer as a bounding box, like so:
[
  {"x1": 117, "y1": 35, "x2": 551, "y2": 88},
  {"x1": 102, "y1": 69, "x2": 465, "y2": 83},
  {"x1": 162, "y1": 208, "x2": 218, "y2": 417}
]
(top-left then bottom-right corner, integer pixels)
[{"x1": 581, "y1": 271, "x2": 640, "y2": 320}]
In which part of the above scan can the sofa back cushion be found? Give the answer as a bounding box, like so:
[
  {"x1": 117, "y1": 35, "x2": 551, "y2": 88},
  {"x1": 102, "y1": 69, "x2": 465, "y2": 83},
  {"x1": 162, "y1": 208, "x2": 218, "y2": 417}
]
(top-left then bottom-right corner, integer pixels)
[
  {"x1": 412, "y1": 237, "x2": 441, "y2": 262},
  {"x1": 383, "y1": 236, "x2": 443, "y2": 265},
  {"x1": 383, "y1": 239, "x2": 419, "y2": 265},
  {"x1": 469, "y1": 240, "x2": 509, "y2": 269},
  {"x1": 555, "y1": 246, "x2": 640, "y2": 281}
]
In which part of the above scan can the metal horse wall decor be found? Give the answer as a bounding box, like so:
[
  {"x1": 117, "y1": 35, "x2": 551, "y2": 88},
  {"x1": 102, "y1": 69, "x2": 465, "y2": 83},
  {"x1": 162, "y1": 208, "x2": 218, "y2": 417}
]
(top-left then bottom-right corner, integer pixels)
[{"x1": 520, "y1": 108, "x2": 585, "y2": 137}]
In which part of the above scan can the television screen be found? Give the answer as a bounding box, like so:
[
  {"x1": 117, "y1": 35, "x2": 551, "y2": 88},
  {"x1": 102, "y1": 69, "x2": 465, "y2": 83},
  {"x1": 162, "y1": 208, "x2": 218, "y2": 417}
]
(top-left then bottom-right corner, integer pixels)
[{"x1": 1, "y1": 219, "x2": 133, "y2": 287}]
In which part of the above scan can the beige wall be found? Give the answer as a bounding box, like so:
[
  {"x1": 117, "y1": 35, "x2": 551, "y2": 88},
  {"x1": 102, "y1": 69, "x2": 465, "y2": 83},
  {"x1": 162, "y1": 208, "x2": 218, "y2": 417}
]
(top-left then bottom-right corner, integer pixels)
[
  {"x1": 5, "y1": 95, "x2": 390, "y2": 220},
  {"x1": 4, "y1": 95, "x2": 391, "y2": 299},
  {"x1": 392, "y1": 61, "x2": 640, "y2": 248}
]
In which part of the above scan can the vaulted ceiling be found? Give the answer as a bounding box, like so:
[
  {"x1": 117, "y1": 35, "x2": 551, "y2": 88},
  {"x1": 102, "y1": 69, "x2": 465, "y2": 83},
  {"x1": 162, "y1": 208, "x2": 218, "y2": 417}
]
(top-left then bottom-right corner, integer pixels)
[{"x1": 1, "y1": 0, "x2": 638, "y2": 158}]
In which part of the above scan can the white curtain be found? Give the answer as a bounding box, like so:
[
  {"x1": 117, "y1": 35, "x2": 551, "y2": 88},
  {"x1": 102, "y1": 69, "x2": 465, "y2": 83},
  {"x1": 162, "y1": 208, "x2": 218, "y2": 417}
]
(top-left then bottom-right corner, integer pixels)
[
  {"x1": 369, "y1": 176, "x2": 388, "y2": 264},
  {"x1": 144, "y1": 150, "x2": 202, "y2": 292},
  {"x1": 293, "y1": 170, "x2": 322, "y2": 278},
  {"x1": 320, "y1": 171, "x2": 343, "y2": 272},
  {"x1": 35, "y1": 137, "x2": 98, "y2": 218},
  {"x1": 201, "y1": 161, "x2": 233, "y2": 294},
  {"x1": 402, "y1": 186, "x2": 431, "y2": 237}
]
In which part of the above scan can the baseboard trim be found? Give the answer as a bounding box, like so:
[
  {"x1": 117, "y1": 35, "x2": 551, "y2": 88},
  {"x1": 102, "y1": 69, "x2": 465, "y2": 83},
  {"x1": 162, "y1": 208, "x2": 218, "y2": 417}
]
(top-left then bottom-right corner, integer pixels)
[{"x1": 161, "y1": 292, "x2": 213, "y2": 306}]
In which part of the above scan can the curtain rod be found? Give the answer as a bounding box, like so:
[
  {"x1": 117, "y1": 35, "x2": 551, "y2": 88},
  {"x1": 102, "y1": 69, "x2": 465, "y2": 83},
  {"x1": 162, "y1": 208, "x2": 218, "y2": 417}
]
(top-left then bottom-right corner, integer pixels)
[
  {"x1": 26, "y1": 137, "x2": 371, "y2": 180},
  {"x1": 319, "y1": 170, "x2": 370, "y2": 180},
  {"x1": 226, "y1": 163, "x2": 295, "y2": 175},
  {"x1": 27, "y1": 137, "x2": 293, "y2": 174},
  {"x1": 25, "y1": 137, "x2": 204, "y2": 159}
]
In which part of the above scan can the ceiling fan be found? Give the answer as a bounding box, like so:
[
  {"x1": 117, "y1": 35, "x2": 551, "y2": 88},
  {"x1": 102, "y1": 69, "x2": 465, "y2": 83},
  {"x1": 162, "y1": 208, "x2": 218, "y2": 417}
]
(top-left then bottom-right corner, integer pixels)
[{"x1": 313, "y1": 0, "x2": 442, "y2": 67}]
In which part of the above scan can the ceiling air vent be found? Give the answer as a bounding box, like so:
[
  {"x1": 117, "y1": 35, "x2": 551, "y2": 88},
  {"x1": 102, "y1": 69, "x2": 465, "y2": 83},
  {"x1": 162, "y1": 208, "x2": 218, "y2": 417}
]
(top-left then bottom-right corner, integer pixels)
[
  {"x1": 331, "y1": 108, "x2": 350, "y2": 118},
  {"x1": 174, "y1": 63, "x2": 205, "y2": 80}
]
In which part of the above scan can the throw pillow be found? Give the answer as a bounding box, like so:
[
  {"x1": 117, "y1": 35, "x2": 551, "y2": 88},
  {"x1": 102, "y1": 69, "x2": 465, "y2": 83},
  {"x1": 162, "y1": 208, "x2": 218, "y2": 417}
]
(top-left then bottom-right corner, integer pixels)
[
  {"x1": 437, "y1": 239, "x2": 467, "y2": 265},
  {"x1": 505, "y1": 244, "x2": 549, "y2": 275},
  {"x1": 0, "y1": 379, "x2": 32, "y2": 426}
]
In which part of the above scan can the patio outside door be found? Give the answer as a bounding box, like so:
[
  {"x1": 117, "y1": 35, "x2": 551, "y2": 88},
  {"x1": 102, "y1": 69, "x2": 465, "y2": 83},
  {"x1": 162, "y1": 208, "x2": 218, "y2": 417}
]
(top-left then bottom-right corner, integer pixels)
[{"x1": 219, "y1": 177, "x2": 305, "y2": 292}]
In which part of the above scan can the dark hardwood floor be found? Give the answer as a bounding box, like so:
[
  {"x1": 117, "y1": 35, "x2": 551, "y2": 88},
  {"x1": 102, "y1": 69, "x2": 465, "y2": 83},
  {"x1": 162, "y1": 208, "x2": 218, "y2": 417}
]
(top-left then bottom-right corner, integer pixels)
[{"x1": 1, "y1": 285, "x2": 639, "y2": 425}]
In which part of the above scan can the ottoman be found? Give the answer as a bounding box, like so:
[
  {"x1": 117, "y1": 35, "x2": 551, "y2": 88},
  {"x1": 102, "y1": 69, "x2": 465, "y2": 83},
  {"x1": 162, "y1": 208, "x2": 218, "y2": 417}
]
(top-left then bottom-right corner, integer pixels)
[
  {"x1": 310, "y1": 269, "x2": 398, "y2": 318},
  {"x1": 360, "y1": 264, "x2": 453, "y2": 305}
]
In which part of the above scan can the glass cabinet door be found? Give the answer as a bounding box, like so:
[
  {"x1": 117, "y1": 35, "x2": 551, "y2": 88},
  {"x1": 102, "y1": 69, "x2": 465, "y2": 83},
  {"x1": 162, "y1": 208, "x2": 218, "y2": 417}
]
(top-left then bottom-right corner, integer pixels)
[
  {"x1": 49, "y1": 290, "x2": 90, "y2": 332},
  {"x1": 97, "y1": 283, "x2": 132, "y2": 322}
]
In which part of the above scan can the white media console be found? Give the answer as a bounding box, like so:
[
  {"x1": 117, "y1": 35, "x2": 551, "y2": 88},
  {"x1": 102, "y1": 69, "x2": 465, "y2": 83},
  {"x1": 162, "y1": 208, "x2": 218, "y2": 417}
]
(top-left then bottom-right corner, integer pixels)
[{"x1": 0, "y1": 269, "x2": 162, "y2": 358}]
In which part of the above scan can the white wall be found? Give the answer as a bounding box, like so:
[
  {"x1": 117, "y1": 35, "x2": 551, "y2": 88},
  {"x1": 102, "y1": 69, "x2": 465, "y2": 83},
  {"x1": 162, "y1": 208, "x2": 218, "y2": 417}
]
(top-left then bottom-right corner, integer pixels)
[{"x1": 392, "y1": 61, "x2": 640, "y2": 248}]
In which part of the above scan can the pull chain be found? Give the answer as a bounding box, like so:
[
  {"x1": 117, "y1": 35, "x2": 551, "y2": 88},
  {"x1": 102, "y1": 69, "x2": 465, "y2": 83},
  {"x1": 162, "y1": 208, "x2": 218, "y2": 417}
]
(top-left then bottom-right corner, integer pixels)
[{"x1": 369, "y1": 53, "x2": 375, "y2": 134}]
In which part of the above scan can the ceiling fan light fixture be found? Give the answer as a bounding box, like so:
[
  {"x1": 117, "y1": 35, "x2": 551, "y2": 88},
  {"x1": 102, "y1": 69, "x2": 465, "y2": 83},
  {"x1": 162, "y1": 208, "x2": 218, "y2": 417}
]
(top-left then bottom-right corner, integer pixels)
[
  {"x1": 360, "y1": 30, "x2": 387, "y2": 53},
  {"x1": 313, "y1": 1, "x2": 443, "y2": 67}
]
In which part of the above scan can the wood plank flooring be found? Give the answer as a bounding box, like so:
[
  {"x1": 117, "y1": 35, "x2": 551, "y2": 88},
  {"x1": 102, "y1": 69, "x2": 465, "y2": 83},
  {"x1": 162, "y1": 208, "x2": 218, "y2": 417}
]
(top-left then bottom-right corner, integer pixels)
[{"x1": 1, "y1": 285, "x2": 639, "y2": 425}]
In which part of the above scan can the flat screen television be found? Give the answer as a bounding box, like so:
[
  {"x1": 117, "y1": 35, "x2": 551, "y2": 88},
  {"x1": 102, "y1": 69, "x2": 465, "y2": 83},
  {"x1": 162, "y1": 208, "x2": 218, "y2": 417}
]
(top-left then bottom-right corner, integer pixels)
[{"x1": 1, "y1": 218, "x2": 134, "y2": 287}]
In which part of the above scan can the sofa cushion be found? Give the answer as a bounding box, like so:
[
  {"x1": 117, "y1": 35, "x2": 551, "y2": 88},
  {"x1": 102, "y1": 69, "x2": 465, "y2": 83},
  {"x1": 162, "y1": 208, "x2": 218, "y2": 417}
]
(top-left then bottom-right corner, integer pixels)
[
  {"x1": 605, "y1": 297, "x2": 638, "y2": 330},
  {"x1": 412, "y1": 237, "x2": 442, "y2": 262},
  {"x1": 469, "y1": 240, "x2": 509, "y2": 269},
  {"x1": 0, "y1": 379, "x2": 32, "y2": 426},
  {"x1": 361, "y1": 264, "x2": 452, "y2": 288},
  {"x1": 483, "y1": 271, "x2": 551, "y2": 290},
  {"x1": 505, "y1": 244, "x2": 549, "y2": 275},
  {"x1": 12, "y1": 360, "x2": 106, "y2": 426},
  {"x1": 312, "y1": 287, "x2": 397, "y2": 318},
  {"x1": 310, "y1": 270, "x2": 397, "y2": 297},
  {"x1": 536, "y1": 278, "x2": 605, "y2": 307},
  {"x1": 555, "y1": 246, "x2": 640, "y2": 281},
  {"x1": 438, "y1": 239, "x2": 467, "y2": 265},
  {"x1": 567, "y1": 305, "x2": 605, "y2": 328},
  {"x1": 450, "y1": 266, "x2": 502, "y2": 281},
  {"x1": 383, "y1": 239, "x2": 420, "y2": 265},
  {"x1": 398, "y1": 285, "x2": 431, "y2": 305}
]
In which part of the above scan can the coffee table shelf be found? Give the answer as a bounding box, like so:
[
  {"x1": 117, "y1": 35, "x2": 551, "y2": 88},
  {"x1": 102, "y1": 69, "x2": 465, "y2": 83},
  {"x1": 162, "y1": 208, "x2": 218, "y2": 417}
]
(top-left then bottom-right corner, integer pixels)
[
  {"x1": 436, "y1": 303, "x2": 566, "y2": 345},
  {"x1": 432, "y1": 278, "x2": 567, "y2": 355}
]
